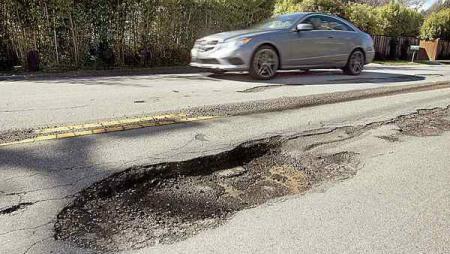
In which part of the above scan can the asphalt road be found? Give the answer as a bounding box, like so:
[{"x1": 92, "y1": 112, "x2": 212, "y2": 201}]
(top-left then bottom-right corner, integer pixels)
[
  {"x1": 0, "y1": 65, "x2": 449, "y2": 254},
  {"x1": 1, "y1": 64, "x2": 450, "y2": 131}
]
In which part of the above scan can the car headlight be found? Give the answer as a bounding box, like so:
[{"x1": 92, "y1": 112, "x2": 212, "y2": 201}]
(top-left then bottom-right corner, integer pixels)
[{"x1": 219, "y1": 38, "x2": 253, "y2": 50}]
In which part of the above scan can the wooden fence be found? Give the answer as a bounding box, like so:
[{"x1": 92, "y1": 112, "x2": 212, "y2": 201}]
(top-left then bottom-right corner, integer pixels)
[
  {"x1": 372, "y1": 35, "x2": 450, "y2": 61},
  {"x1": 437, "y1": 39, "x2": 450, "y2": 60},
  {"x1": 372, "y1": 35, "x2": 420, "y2": 60}
]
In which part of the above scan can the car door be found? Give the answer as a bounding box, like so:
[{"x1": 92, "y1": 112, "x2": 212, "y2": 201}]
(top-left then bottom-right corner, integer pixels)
[
  {"x1": 319, "y1": 16, "x2": 356, "y2": 66},
  {"x1": 282, "y1": 15, "x2": 337, "y2": 67}
]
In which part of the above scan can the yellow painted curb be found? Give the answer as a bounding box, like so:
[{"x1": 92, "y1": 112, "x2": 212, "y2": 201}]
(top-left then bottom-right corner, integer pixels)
[
  {"x1": 0, "y1": 114, "x2": 219, "y2": 147},
  {"x1": 37, "y1": 113, "x2": 187, "y2": 134},
  {"x1": 35, "y1": 135, "x2": 57, "y2": 141},
  {"x1": 0, "y1": 138, "x2": 36, "y2": 147},
  {"x1": 57, "y1": 132, "x2": 76, "y2": 139}
]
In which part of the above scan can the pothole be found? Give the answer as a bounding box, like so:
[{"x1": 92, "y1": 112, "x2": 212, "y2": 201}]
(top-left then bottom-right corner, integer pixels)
[
  {"x1": 54, "y1": 106, "x2": 450, "y2": 252},
  {"x1": 54, "y1": 136, "x2": 360, "y2": 252},
  {"x1": 396, "y1": 107, "x2": 450, "y2": 136}
]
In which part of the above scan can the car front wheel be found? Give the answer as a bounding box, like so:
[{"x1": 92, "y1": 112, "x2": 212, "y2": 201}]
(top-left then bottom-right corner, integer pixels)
[
  {"x1": 250, "y1": 46, "x2": 279, "y2": 80},
  {"x1": 343, "y1": 50, "x2": 365, "y2": 75}
]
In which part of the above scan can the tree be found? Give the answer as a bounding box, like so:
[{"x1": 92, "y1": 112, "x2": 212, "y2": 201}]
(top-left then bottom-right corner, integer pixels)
[
  {"x1": 420, "y1": 8, "x2": 450, "y2": 40},
  {"x1": 425, "y1": 0, "x2": 450, "y2": 15}
]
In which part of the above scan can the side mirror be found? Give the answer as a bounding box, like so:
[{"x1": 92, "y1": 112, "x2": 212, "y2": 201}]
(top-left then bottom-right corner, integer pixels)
[{"x1": 296, "y1": 23, "x2": 313, "y2": 32}]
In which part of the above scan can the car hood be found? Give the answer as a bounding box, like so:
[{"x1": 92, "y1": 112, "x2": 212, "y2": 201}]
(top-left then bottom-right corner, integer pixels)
[{"x1": 199, "y1": 29, "x2": 279, "y2": 42}]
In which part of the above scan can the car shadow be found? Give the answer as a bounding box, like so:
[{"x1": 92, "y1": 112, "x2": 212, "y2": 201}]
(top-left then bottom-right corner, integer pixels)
[{"x1": 208, "y1": 70, "x2": 426, "y2": 86}]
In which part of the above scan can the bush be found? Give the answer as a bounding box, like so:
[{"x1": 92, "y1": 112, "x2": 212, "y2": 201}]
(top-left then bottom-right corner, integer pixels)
[
  {"x1": 299, "y1": 0, "x2": 346, "y2": 17},
  {"x1": 1, "y1": 0, "x2": 277, "y2": 70},
  {"x1": 274, "y1": 0, "x2": 303, "y2": 15},
  {"x1": 346, "y1": 3, "x2": 380, "y2": 35},
  {"x1": 275, "y1": 0, "x2": 346, "y2": 17},
  {"x1": 0, "y1": 42, "x2": 18, "y2": 71},
  {"x1": 377, "y1": 3, "x2": 423, "y2": 37},
  {"x1": 420, "y1": 8, "x2": 450, "y2": 40}
]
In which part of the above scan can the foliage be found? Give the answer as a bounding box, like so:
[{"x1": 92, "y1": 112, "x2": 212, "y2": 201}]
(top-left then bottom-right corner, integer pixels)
[
  {"x1": 423, "y1": 0, "x2": 450, "y2": 15},
  {"x1": 376, "y1": 2, "x2": 423, "y2": 37},
  {"x1": 0, "y1": 0, "x2": 276, "y2": 70},
  {"x1": 420, "y1": 8, "x2": 450, "y2": 40},
  {"x1": 275, "y1": 0, "x2": 346, "y2": 16},
  {"x1": 0, "y1": 0, "x2": 433, "y2": 71},
  {"x1": 299, "y1": 0, "x2": 346, "y2": 16},
  {"x1": 346, "y1": 3, "x2": 381, "y2": 35},
  {"x1": 275, "y1": 1, "x2": 423, "y2": 37},
  {"x1": 274, "y1": 0, "x2": 303, "y2": 14}
]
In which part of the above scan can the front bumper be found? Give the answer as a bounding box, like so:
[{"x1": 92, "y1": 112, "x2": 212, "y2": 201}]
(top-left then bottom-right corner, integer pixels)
[
  {"x1": 190, "y1": 44, "x2": 252, "y2": 71},
  {"x1": 366, "y1": 50, "x2": 375, "y2": 64},
  {"x1": 190, "y1": 62, "x2": 247, "y2": 71}
]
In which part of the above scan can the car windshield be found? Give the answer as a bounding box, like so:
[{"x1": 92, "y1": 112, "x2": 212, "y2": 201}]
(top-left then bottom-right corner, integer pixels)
[{"x1": 253, "y1": 15, "x2": 301, "y2": 30}]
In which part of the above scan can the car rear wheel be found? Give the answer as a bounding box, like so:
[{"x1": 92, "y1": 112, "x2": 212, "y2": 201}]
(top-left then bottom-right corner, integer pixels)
[
  {"x1": 250, "y1": 46, "x2": 279, "y2": 80},
  {"x1": 343, "y1": 50, "x2": 364, "y2": 75}
]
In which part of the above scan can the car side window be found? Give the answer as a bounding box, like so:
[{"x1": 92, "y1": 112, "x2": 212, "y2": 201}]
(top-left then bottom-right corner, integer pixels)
[
  {"x1": 322, "y1": 16, "x2": 354, "y2": 31},
  {"x1": 302, "y1": 16, "x2": 354, "y2": 32},
  {"x1": 302, "y1": 16, "x2": 324, "y2": 30}
]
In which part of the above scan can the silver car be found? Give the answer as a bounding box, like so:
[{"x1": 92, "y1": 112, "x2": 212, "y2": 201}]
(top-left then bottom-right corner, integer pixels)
[{"x1": 190, "y1": 12, "x2": 375, "y2": 80}]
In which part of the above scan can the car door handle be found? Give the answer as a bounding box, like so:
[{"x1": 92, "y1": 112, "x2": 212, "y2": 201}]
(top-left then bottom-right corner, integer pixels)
[{"x1": 328, "y1": 36, "x2": 334, "y2": 39}]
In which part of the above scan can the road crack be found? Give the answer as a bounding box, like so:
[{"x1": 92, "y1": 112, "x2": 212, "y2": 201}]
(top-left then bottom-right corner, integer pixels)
[{"x1": 0, "y1": 203, "x2": 34, "y2": 215}]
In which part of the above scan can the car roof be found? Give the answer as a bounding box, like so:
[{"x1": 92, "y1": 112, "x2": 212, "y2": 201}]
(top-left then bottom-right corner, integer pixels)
[{"x1": 278, "y1": 12, "x2": 336, "y2": 19}]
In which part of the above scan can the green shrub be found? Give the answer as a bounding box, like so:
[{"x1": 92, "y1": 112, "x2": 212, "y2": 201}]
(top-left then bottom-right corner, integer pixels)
[
  {"x1": 346, "y1": 3, "x2": 380, "y2": 35},
  {"x1": 274, "y1": 0, "x2": 303, "y2": 14},
  {"x1": 274, "y1": 0, "x2": 345, "y2": 16},
  {"x1": 377, "y1": 3, "x2": 423, "y2": 37},
  {"x1": 299, "y1": 0, "x2": 346, "y2": 16},
  {"x1": 1, "y1": 0, "x2": 276, "y2": 69},
  {"x1": 420, "y1": 8, "x2": 450, "y2": 40}
]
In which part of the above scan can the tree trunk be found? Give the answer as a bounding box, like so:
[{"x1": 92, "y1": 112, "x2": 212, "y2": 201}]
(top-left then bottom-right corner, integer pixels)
[
  {"x1": 69, "y1": 13, "x2": 79, "y2": 66},
  {"x1": 53, "y1": 11, "x2": 59, "y2": 64}
]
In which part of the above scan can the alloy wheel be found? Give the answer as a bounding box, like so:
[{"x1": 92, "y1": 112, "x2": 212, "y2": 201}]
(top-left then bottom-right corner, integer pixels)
[
  {"x1": 349, "y1": 51, "x2": 364, "y2": 74},
  {"x1": 252, "y1": 48, "x2": 279, "y2": 79}
]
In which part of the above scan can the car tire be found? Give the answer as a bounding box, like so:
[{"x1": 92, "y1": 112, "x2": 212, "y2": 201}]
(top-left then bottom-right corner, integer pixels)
[
  {"x1": 343, "y1": 49, "x2": 365, "y2": 75},
  {"x1": 249, "y1": 45, "x2": 279, "y2": 80}
]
